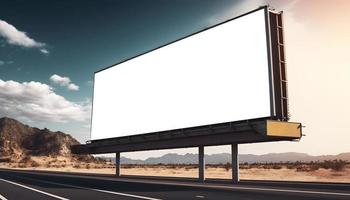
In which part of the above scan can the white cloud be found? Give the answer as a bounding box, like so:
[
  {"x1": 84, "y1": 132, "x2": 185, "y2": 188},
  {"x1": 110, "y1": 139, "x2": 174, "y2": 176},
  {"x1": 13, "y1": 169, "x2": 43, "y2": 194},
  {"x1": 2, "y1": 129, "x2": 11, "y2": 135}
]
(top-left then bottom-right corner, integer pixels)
[
  {"x1": 40, "y1": 49, "x2": 49, "y2": 54},
  {"x1": 0, "y1": 19, "x2": 49, "y2": 54},
  {"x1": 0, "y1": 60, "x2": 11, "y2": 66},
  {"x1": 0, "y1": 79, "x2": 90, "y2": 123},
  {"x1": 50, "y1": 74, "x2": 71, "y2": 86},
  {"x1": 50, "y1": 74, "x2": 79, "y2": 91},
  {"x1": 204, "y1": 0, "x2": 266, "y2": 26},
  {"x1": 67, "y1": 83, "x2": 79, "y2": 91}
]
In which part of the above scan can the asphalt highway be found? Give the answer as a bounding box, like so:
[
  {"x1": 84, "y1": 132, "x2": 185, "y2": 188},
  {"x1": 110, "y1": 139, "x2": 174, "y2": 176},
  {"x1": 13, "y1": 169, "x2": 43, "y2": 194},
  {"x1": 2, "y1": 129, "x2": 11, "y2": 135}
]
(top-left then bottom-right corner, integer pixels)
[{"x1": 0, "y1": 168, "x2": 350, "y2": 200}]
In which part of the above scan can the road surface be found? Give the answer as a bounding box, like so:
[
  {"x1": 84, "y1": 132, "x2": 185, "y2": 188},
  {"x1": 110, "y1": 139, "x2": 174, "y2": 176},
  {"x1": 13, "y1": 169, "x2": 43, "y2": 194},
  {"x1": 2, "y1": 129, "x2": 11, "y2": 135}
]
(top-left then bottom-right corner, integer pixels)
[{"x1": 0, "y1": 169, "x2": 349, "y2": 200}]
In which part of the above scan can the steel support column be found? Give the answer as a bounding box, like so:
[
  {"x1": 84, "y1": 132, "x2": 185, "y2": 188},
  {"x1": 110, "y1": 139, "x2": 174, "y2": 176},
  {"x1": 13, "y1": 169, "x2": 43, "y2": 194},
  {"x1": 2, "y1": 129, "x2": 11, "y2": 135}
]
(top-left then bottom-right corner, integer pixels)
[
  {"x1": 115, "y1": 152, "x2": 120, "y2": 177},
  {"x1": 198, "y1": 146, "x2": 205, "y2": 182},
  {"x1": 231, "y1": 144, "x2": 239, "y2": 183}
]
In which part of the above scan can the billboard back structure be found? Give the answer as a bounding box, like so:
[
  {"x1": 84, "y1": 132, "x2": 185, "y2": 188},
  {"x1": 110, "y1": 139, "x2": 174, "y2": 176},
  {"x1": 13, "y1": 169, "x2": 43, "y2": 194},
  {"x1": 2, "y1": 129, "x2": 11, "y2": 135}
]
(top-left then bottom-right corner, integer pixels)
[{"x1": 90, "y1": 7, "x2": 289, "y2": 141}]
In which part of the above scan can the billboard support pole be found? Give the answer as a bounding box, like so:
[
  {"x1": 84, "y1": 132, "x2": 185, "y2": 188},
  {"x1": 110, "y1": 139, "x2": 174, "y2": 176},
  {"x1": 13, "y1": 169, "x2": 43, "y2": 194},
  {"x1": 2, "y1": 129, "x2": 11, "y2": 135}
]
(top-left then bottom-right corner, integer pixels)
[
  {"x1": 231, "y1": 144, "x2": 239, "y2": 183},
  {"x1": 115, "y1": 152, "x2": 120, "y2": 177},
  {"x1": 198, "y1": 146, "x2": 205, "y2": 182}
]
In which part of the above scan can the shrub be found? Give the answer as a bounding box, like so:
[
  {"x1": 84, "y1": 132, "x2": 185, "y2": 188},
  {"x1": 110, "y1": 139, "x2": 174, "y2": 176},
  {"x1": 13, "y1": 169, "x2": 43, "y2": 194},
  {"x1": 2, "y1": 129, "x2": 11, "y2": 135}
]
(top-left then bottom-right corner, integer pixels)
[
  {"x1": 30, "y1": 161, "x2": 40, "y2": 167},
  {"x1": 286, "y1": 165, "x2": 295, "y2": 169},
  {"x1": 73, "y1": 164, "x2": 81, "y2": 168},
  {"x1": 0, "y1": 157, "x2": 11, "y2": 162},
  {"x1": 314, "y1": 160, "x2": 345, "y2": 171},
  {"x1": 296, "y1": 165, "x2": 310, "y2": 172},
  {"x1": 272, "y1": 164, "x2": 282, "y2": 170},
  {"x1": 19, "y1": 155, "x2": 31, "y2": 163},
  {"x1": 309, "y1": 164, "x2": 320, "y2": 171},
  {"x1": 333, "y1": 160, "x2": 347, "y2": 171},
  {"x1": 224, "y1": 162, "x2": 231, "y2": 171},
  {"x1": 240, "y1": 164, "x2": 251, "y2": 169}
]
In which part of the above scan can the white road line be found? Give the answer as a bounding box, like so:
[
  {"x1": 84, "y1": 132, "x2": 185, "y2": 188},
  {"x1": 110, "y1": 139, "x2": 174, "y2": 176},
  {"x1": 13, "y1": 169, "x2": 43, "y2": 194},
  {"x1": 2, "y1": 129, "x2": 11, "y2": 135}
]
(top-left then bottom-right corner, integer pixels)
[
  {"x1": 0, "y1": 194, "x2": 8, "y2": 200},
  {"x1": 0, "y1": 178, "x2": 69, "y2": 200},
  {"x1": 12, "y1": 176, "x2": 162, "y2": 200},
  {"x1": 90, "y1": 188, "x2": 162, "y2": 200}
]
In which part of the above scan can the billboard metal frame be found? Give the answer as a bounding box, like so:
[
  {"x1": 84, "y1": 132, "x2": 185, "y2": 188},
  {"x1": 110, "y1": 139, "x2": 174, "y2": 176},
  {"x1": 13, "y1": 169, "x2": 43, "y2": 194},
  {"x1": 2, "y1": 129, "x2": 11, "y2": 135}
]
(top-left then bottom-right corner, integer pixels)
[
  {"x1": 73, "y1": 118, "x2": 301, "y2": 154},
  {"x1": 72, "y1": 6, "x2": 301, "y2": 183},
  {"x1": 88, "y1": 6, "x2": 288, "y2": 143}
]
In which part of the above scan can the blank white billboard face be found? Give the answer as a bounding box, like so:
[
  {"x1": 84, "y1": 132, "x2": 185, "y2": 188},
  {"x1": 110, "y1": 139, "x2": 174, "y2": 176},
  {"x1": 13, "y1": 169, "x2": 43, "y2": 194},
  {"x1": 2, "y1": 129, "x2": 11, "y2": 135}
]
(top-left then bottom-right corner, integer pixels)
[{"x1": 91, "y1": 9, "x2": 271, "y2": 140}]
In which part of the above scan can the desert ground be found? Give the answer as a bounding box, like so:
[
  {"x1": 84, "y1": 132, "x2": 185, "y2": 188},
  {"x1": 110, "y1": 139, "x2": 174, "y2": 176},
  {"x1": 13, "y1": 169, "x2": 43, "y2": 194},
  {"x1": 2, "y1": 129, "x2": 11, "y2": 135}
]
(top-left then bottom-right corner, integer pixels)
[{"x1": 1, "y1": 156, "x2": 349, "y2": 183}]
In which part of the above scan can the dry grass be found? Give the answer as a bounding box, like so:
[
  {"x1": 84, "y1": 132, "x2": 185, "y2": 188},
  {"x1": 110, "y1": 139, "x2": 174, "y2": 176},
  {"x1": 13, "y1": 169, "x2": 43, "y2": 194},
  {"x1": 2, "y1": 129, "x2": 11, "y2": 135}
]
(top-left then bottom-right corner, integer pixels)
[
  {"x1": 1, "y1": 158, "x2": 349, "y2": 183},
  {"x1": 116, "y1": 162, "x2": 350, "y2": 182}
]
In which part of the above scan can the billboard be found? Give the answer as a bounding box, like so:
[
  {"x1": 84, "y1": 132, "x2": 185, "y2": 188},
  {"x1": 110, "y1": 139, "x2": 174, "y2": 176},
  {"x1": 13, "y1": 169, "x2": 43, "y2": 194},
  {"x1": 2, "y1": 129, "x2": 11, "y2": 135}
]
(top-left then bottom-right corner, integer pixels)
[{"x1": 91, "y1": 7, "x2": 285, "y2": 141}]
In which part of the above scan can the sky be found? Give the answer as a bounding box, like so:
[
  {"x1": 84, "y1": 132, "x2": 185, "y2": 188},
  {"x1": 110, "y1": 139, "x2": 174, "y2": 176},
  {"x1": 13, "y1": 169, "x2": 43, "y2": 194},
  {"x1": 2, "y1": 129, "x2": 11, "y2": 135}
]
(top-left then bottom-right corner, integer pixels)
[{"x1": 0, "y1": 0, "x2": 349, "y2": 160}]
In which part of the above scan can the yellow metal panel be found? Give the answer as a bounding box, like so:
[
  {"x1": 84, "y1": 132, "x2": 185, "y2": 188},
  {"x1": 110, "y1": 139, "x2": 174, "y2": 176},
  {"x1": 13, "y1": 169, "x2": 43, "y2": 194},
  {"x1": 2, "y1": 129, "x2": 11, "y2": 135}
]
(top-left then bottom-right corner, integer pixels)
[{"x1": 267, "y1": 120, "x2": 302, "y2": 138}]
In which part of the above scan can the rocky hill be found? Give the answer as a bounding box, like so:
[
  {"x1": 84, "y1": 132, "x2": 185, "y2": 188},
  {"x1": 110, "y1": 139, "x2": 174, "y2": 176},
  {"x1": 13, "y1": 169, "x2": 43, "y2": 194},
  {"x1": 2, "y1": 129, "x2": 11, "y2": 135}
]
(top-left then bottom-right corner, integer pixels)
[{"x1": 0, "y1": 117, "x2": 91, "y2": 163}]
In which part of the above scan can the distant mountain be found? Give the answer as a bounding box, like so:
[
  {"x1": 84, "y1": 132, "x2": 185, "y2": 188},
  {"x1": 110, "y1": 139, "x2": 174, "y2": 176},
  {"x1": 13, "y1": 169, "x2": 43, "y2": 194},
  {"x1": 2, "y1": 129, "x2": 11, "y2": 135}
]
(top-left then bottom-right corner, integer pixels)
[
  {"x1": 0, "y1": 117, "x2": 92, "y2": 162},
  {"x1": 107, "y1": 152, "x2": 350, "y2": 165}
]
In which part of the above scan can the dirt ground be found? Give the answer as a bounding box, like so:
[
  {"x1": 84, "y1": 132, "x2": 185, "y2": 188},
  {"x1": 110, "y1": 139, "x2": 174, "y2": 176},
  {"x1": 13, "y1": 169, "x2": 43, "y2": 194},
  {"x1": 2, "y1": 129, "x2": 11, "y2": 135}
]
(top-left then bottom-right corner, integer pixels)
[
  {"x1": 121, "y1": 166, "x2": 350, "y2": 183},
  {"x1": 1, "y1": 162, "x2": 350, "y2": 183}
]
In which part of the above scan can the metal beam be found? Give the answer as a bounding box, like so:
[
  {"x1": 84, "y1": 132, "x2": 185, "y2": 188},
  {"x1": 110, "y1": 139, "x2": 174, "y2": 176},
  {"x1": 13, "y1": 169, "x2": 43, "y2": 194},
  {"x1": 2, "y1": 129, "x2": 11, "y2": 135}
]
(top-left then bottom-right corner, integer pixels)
[
  {"x1": 115, "y1": 152, "x2": 120, "y2": 177},
  {"x1": 231, "y1": 144, "x2": 239, "y2": 183},
  {"x1": 198, "y1": 146, "x2": 205, "y2": 182},
  {"x1": 71, "y1": 119, "x2": 302, "y2": 155}
]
